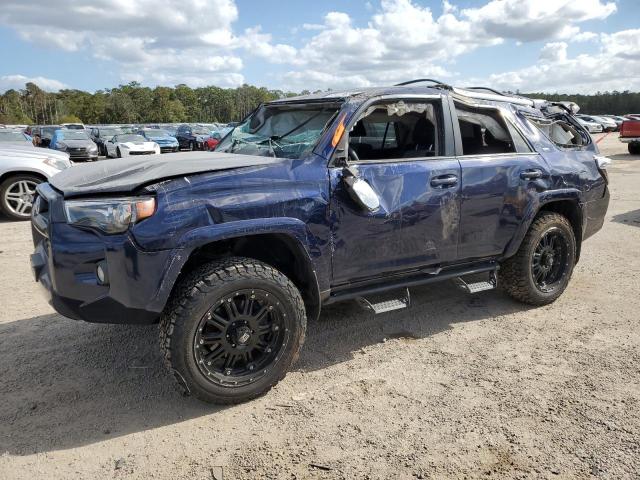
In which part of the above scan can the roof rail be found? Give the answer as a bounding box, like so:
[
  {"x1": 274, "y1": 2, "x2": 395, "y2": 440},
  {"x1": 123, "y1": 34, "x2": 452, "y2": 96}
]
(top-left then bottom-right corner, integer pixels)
[
  {"x1": 395, "y1": 79, "x2": 452, "y2": 89},
  {"x1": 465, "y1": 86, "x2": 507, "y2": 97}
]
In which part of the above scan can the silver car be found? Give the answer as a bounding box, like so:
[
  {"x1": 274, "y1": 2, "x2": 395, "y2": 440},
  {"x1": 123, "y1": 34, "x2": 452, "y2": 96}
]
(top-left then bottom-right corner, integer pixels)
[{"x1": 0, "y1": 146, "x2": 72, "y2": 220}]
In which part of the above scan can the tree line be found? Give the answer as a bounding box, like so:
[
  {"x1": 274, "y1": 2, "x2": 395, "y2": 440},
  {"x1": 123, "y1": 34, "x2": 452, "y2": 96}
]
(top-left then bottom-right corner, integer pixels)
[
  {"x1": 521, "y1": 90, "x2": 640, "y2": 115},
  {"x1": 1, "y1": 81, "x2": 639, "y2": 125},
  {"x1": 0, "y1": 82, "x2": 305, "y2": 126}
]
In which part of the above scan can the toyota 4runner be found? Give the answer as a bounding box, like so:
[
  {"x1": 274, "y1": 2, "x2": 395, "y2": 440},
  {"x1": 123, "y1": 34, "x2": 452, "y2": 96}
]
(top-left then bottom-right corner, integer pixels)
[{"x1": 30, "y1": 81, "x2": 610, "y2": 404}]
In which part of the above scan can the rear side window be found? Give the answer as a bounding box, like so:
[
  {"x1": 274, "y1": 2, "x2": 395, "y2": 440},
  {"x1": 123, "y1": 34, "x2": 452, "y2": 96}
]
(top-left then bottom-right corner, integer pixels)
[
  {"x1": 348, "y1": 100, "x2": 443, "y2": 161},
  {"x1": 527, "y1": 116, "x2": 588, "y2": 148},
  {"x1": 455, "y1": 103, "x2": 530, "y2": 155}
]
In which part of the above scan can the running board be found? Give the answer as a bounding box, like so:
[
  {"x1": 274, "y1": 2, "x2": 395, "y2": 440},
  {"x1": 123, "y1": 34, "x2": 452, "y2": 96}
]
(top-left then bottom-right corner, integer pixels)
[
  {"x1": 325, "y1": 261, "x2": 497, "y2": 305},
  {"x1": 455, "y1": 271, "x2": 497, "y2": 294},
  {"x1": 357, "y1": 288, "x2": 411, "y2": 314}
]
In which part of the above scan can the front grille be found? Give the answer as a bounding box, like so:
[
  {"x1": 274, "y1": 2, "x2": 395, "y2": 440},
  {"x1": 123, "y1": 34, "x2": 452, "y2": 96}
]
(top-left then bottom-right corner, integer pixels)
[{"x1": 129, "y1": 151, "x2": 154, "y2": 155}]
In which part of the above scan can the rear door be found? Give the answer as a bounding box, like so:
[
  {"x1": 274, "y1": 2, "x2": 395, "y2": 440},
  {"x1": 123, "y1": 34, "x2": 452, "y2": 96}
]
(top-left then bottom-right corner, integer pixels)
[
  {"x1": 452, "y1": 100, "x2": 549, "y2": 260},
  {"x1": 329, "y1": 96, "x2": 462, "y2": 285}
]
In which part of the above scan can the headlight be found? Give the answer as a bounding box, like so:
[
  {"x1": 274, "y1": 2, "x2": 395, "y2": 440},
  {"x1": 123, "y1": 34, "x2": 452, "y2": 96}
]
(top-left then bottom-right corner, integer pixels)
[
  {"x1": 43, "y1": 157, "x2": 71, "y2": 170},
  {"x1": 65, "y1": 197, "x2": 156, "y2": 234},
  {"x1": 89, "y1": 145, "x2": 98, "y2": 152},
  {"x1": 56, "y1": 143, "x2": 67, "y2": 151}
]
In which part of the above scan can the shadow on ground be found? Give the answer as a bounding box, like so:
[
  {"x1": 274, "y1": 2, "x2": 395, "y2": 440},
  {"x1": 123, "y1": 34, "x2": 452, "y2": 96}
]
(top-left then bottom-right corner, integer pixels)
[
  {"x1": 0, "y1": 281, "x2": 528, "y2": 455},
  {"x1": 611, "y1": 209, "x2": 640, "y2": 228}
]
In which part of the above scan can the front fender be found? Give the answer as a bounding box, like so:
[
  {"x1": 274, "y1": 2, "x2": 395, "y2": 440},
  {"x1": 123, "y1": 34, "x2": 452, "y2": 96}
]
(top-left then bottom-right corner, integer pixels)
[
  {"x1": 145, "y1": 217, "x2": 321, "y2": 316},
  {"x1": 502, "y1": 188, "x2": 584, "y2": 260}
]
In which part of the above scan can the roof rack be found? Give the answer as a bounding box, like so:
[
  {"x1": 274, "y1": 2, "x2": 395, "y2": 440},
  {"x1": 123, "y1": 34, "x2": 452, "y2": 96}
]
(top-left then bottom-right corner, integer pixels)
[
  {"x1": 465, "y1": 86, "x2": 507, "y2": 97},
  {"x1": 394, "y1": 79, "x2": 452, "y2": 89}
]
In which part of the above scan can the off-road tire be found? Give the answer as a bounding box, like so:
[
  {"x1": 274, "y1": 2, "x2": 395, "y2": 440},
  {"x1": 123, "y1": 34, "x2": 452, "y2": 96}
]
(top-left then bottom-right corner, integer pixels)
[
  {"x1": 159, "y1": 257, "x2": 306, "y2": 404},
  {"x1": 629, "y1": 143, "x2": 640, "y2": 155},
  {"x1": 499, "y1": 212, "x2": 576, "y2": 306}
]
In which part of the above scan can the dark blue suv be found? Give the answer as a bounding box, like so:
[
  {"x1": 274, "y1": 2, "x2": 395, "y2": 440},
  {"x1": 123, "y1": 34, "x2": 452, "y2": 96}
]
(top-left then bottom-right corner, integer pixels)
[{"x1": 30, "y1": 81, "x2": 610, "y2": 404}]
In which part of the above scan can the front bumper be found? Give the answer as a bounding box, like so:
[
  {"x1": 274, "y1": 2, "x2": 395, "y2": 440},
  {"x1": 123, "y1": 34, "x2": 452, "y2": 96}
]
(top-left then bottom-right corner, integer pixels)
[
  {"x1": 30, "y1": 184, "x2": 183, "y2": 324},
  {"x1": 619, "y1": 137, "x2": 640, "y2": 143}
]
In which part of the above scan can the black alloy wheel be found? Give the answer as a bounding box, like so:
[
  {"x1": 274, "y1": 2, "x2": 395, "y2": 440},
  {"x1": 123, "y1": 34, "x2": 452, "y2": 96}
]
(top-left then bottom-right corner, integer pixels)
[
  {"x1": 193, "y1": 289, "x2": 287, "y2": 387},
  {"x1": 531, "y1": 228, "x2": 570, "y2": 293}
]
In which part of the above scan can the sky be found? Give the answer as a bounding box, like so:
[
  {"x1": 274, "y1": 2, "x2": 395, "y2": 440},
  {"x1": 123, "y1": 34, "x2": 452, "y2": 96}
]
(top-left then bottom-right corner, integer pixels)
[{"x1": 0, "y1": 0, "x2": 638, "y2": 94}]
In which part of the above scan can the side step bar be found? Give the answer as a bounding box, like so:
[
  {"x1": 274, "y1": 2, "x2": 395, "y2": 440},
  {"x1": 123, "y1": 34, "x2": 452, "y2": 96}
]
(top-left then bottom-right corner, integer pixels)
[
  {"x1": 357, "y1": 288, "x2": 410, "y2": 314},
  {"x1": 455, "y1": 271, "x2": 497, "y2": 294},
  {"x1": 326, "y1": 261, "x2": 497, "y2": 305}
]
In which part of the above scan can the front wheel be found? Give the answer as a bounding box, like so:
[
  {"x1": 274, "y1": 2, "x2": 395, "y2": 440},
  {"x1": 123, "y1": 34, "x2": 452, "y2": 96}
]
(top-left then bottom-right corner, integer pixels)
[
  {"x1": 0, "y1": 174, "x2": 42, "y2": 220},
  {"x1": 499, "y1": 212, "x2": 576, "y2": 305},
  {"x1": 159, "y1": 257, "x2": 307, "y2": 404}
]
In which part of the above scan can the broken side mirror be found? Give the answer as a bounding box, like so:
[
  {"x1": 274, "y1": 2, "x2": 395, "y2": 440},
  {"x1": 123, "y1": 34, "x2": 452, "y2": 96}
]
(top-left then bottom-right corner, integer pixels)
[{"x1": 342, "y1": 167, "x2": 380, "y2": 212}]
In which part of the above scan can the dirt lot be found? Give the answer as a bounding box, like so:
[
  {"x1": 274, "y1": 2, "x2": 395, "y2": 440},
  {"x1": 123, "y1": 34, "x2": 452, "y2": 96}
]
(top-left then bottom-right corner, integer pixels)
[{"x1": 1, "y1": 133, "x2": 639, "y2": 479}]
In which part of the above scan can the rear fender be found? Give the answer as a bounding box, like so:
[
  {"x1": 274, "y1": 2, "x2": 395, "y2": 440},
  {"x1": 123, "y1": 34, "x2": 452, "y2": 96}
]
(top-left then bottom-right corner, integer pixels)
[{"x1": 502, "y1": 189, "x2": 584, "y2": 260}]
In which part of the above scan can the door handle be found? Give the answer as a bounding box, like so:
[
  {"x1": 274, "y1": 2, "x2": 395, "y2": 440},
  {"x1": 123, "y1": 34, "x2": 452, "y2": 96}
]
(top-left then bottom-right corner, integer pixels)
[
  {"x1": 520, "y1": 169, "x2": 543, "y2": 180},
  {"x1": 430, "y1": 174, "x2": 458, "y2": 188}
]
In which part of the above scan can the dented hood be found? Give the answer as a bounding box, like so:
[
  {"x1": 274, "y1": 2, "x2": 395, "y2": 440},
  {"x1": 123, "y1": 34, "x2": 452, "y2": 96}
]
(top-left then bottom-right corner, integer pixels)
[{"x1": 50, "y1": 151, "x2": 281, "y2": 198}]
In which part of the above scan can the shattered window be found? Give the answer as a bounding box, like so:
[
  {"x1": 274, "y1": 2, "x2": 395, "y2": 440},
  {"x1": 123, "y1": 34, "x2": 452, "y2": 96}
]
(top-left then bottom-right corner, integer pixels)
[
  {"x1": 455, "y1": 104, "x2": 522, "y2": 155},
  {"x1": 348, "y1": 100, "x2": 442, "y2": 161},
  {"x1": 216, "y1": 102, "x2": 341, "y2": 159},
  {"x1": 526, "y1": 116, "x2": 587, "y2": 148}
]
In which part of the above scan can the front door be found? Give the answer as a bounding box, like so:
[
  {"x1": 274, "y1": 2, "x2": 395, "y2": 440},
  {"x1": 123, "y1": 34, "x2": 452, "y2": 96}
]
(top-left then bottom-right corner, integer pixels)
[{"x1": 330, "y1": 97, "x2": 461, "y2": 285}]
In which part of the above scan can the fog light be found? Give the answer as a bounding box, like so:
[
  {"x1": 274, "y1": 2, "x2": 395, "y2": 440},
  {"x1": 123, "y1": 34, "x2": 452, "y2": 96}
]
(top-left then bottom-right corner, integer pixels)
[{"x1": 96, "y1": 261, "x2": 109, "y2": 285}]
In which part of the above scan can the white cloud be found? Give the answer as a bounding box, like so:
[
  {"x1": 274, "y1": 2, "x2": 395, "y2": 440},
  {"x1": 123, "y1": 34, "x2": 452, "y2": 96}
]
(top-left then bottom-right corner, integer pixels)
[
  {"x1": 539, "y1": 42, "x2": 568, "y2": 62},
  {"x1": 461, "y1": 0, "x2": 616, "y2": 42},
  {"x1": 483, "y1": 29, "x2": 640, "y2": 93},
  {"x1": 0, "y1": 0, "x2": 634, "y2": 95},
  {"x1": 0, "y1": 0, "x2": 245, "y2": 87},
  {"x1": 0, "y1": 75, "x2": 68, "y2": 92}
]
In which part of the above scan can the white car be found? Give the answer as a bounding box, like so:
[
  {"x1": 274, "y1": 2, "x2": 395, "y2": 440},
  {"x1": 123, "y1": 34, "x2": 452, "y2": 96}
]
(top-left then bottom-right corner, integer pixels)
[
  {"x1": 0, "y1": 145, "x2": 72, "y2": 220},
  {"x1": 105, "y1": 134, "x2": 161, "y2": 158},
  {"x1": 576, "y1": 117, "x2": 603, "y2": 134},
  {"x1": 578, "y1": 115, "x2": 616, "y2": 132}
]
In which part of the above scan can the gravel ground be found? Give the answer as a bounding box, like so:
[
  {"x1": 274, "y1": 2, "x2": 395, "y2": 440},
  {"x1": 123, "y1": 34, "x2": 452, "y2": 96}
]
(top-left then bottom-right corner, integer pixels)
[{"x1": 1, "y1": 133, "x2": 639, "y2": 479}]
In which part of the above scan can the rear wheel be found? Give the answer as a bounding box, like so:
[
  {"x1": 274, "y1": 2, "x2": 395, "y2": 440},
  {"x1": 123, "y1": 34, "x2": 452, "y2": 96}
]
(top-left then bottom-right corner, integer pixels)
[
  {"x1": 0, "y1": 174, "x2": 42, "y2": 220},
  {"x1": 629, "y1": 143, "x2": 640, "y2": 155},
  {"x1": 159, "y1": 257, "x2": 306, "y2": 404},
  {"x1": 499, "y1": 212, "x2": 576, "y2": 305}
]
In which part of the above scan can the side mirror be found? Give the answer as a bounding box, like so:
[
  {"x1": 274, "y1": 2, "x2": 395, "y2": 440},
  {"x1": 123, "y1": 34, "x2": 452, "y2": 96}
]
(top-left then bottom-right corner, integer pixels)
[{"x1": 342, "y1": 167, "x2": 380, "y2": 212}]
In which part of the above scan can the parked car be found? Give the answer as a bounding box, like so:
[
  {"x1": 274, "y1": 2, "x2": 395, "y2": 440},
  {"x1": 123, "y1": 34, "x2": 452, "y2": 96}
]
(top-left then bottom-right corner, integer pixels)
[
  {"x1": 0, "y1": 145, "x2": 71, "y2": 220},
  {"x1": 89, "y1": 127, "x2": 125, "y2": 156},
  {"x1": 61, "y1": 123, "x2": 86, "y2": 130},
  {"x1": 0, "y1": 129, "x2": 34, "y2": 147},
  {"x1": 203, "y1": 127, "x2": 232, "y2": 151},
  {"x1": 576, "y1": 117, "x2": 603, "y2": 133},
  {"x1": 105, "y1": 134, "x2": 160, "y2": 158},
  {"x1": 136, "y1": 129, "x2": 179, "y2": 153},
  {"x1": 584, "y1": 115, "x2": 617, "y2": 132},
  {"x1": 50, "y1": 129, "x2": 99, "y2": 161},
  {"x1": 619, "y1": 117, "x2": 640, "y2": 154},
  {"x1": 30, "y1": 82, "x2": 610, "y2": 404},
  {"x1": 175, "y1": 124, "x2": 212, "y2": 150},
  {"x1": 602, "y1": 115, "x2": 624, "y2": 130},
  {"x1": 32, "y1": 125, "x2": 62, "y2": 148}
]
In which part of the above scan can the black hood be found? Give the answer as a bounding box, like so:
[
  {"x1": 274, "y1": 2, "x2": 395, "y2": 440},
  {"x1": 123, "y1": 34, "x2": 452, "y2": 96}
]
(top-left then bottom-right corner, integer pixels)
[{"x1": 50, "y1": 151, "x2": 282, "y2": 198}]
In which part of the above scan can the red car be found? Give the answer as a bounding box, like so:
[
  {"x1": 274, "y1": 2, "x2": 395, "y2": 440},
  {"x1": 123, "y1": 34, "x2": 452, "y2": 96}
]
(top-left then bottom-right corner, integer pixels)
[
  {"x1": 203, "y1": 132, "x2": 221, "y2": 151},
  {"x1": 620, "y1": 116, "x2": 640, "y2": 154}
]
